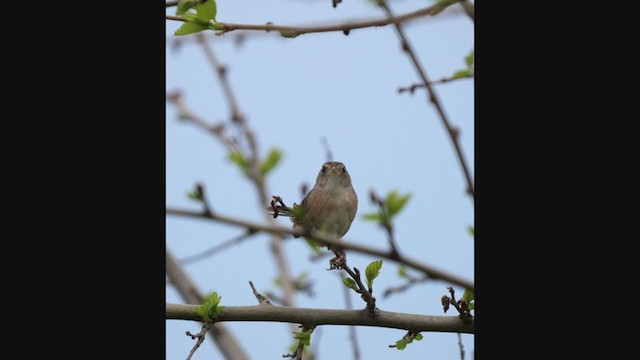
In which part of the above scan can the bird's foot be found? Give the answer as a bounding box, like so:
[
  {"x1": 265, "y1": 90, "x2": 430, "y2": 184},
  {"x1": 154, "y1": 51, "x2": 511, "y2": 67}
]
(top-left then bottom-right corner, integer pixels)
[{"x1": 327, "y1": 251, "x2": 346, "y2": 271}]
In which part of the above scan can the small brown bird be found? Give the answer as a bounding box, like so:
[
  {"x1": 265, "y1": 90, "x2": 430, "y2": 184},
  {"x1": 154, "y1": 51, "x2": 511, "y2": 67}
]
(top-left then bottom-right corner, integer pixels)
[{"x1": 293, "y1": 161, "x2": 358, "y2": 269}]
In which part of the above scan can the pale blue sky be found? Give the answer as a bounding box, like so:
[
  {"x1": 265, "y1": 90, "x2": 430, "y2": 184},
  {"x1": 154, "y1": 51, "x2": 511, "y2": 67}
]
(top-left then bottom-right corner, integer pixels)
[{"x1": 166, "y1": 1, "x2": 474, "y2": 359}]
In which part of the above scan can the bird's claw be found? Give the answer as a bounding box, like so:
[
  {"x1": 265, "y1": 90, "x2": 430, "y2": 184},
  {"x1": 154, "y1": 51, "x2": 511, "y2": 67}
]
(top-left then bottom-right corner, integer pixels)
[{"x1": 326, "y1": 252, "x2": 346, "y2": 270}]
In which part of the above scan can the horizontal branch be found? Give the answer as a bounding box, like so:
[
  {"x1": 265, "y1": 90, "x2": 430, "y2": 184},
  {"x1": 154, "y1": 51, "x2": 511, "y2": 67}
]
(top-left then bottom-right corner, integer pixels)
[
  {"x1": 166, "y1": 207, "x2": 474, "y2": 291},
  {"x1": 166, "y1": 1, "x2": 460, "y2": 37},
  {"x1": 166, "y1": 303, "x2": 473, "y2": 334}
]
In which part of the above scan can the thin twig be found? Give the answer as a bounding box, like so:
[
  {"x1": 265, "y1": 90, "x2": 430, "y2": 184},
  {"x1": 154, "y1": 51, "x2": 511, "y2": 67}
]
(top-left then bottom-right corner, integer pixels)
[
  {"x1": 262, "y1": 291, "x2": 285, "y2": 306},
  {"x1": 369, "y1": 190, "x2": 401, "y2": 257},
  {"x1": 457, "y1": 332, "x2": 465, "y2": 360},
  {"x1": 320, "y1": 137, "x2": 333, "y2": 162},
  {"x1": 169, "y1": 41, "x2": 298, "y2": 310},
  {"x1": 180, "y1": 230, "x2": 256, "y2": 265},
  {"x1": 194, "y1": 38, "x2": 297, "y2": 310},
  {"x1": 378, "y1": 0, "x2": 474, "y2": 199},
  {"x1": 249, "y1": 281, "x2": 273, "y2": 305},
  {"x1": 398, "y1": 73, "x2": 474, "y2": 94},
  {"x1": 442, "y1": 287, "x2": 473, "y2": 322},
  {"x1": 337, "y1": 272, "x2": 360, "y2": 360},
  {"x1": 166, "y1": 90, "x2": 240, "y2": 153},
  {"x1": 166, "y1": 249, "x2": 249, "y2": 360},
  {"x1": 165, "y1": 206, "x2": 474, "y2": 291},
  {"x1": 459, "y1": 0, "x2": 475, "y2": 22},
  {"x1": 195, "y1": 33, "x2": 245, "y2": 126},
  {"x1": 283, "y1": 325, "x2": 312, "y2": 360},
  {"x1": 340, "y1": 265, "x2": 376, "y2": 311},
  {"x1": 185, "y1": 324, "x2": 210, "y2": 360},
  {"x1": 166, "y1": 1, "x2": 462, "y2": 37},
  {"x1": 382, "y1": 275, "x2": 429, "y2": 298},
  {"x1": 167, "y1": 302, "x2": 475, "y2": 334}
]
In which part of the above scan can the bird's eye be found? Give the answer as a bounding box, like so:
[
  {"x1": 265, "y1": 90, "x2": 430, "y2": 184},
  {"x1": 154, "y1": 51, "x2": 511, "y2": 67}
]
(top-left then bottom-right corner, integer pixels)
[
  {"x1": 342, "y1": 167, "x2": 346, "y2": 174},
  {"x1": 321, "y1": 166, "x2": 326, "y2": 173}
]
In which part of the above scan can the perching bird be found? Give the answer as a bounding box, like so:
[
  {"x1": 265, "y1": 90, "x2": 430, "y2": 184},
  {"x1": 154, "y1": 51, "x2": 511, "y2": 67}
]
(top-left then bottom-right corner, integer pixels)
[{"x1": 293, "y1": 161, "x2": 358, "y2": 269}]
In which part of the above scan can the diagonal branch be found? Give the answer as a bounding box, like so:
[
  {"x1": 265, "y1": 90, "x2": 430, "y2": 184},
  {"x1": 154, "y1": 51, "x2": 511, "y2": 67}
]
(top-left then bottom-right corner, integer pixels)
[
  {"x1": 195, "y1": 33, "x2": 245, "y2": 126},
  {"x1": 378, "y1": 0, "x2": 474, "y2": 199},
  {"x1": 195, "y1": 40, "x2": 296, "y2": 309},
  {"x1": 168, "y1": 42, "x2": 298, "y2": 310},
  {"x1": 166, "y1": 207, "x2": 474, "y2": 290},
  {"x1": 180, "y1": 230, "x2": 257, "y2": 265},
  {"x1": 398, "y1": 73, "x2": 474, "y2": 94},
  {"x1": 459, "y1": 0, "x2": 475, "y2": 22},
  {"x1": 185, "y1": 324, "x2": 210, "y2": 360},
  {"x1": 166, "y1": 249, "x2": 249, "y2": 360},
  {"x1": 167, "y1": 303, "x2": 474, "y2": 334}
]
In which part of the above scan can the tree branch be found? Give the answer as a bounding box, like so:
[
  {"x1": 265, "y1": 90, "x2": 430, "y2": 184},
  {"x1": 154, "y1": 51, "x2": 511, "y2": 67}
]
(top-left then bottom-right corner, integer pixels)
[
  {"x1": 457, "y1": 332, "x2": 465, "y2": 360},
  {"x1": 459, "y1": 0, "x2": 475, "y2": 22},
  {"x1": 166, "y1": 1, "x2": 461, "y2": 37},
  {"x1": 337, "y1": 272, "x2": 361, "y2": 360},
  {"x1": 166, "y1": 303, "x2": 474, "y2": 334},
  {"x1": 378, "y1": 0, "x2": 474, "y2": 199},
  {"x1": 166, "y1": 207, "x2": 474, "y2": 290},
  {"x1": 168, "y1": 41, "x2": 298, "y2": 310},
  {"x1": 193, "y1": 40, "x2": 297, "y2": 310},
  {"x1": 185, "y1": 324, "x2": 210, "y2": 360},
  {"x1": 166, "y1": 249, "x2": 249, "y2": 360},
  {"x1": 397, "y1": 73, "x2": 474, "y2": 94},
  {"x1": 180, "y1": 230, "x2": 256, "y2": 265},
  {"x1": 195, "y1": 33, "x2": 245, "y2": 126}
]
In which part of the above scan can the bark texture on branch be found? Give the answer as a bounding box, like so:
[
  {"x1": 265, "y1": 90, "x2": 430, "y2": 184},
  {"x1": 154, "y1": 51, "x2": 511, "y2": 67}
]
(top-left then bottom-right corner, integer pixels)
[{"x1": 166, "y1": 303, "x2": 474, "y2": 334}]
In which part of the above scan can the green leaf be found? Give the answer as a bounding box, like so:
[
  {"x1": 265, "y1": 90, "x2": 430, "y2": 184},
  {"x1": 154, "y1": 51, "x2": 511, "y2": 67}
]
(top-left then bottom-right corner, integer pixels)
[
  {"x1": 451, "y1": 69, "x2": 472, "y2": 79},
  {"x1": 342, "y1": 278, "x2": 358, "y2": 291},
  {"x1": 360, "y1": 212, "x2": 382, "y2": 222},
  {"x1": 395, "y1": 339, "x2": 408, "y2": 350},
  {"x1": 305, "y1": 238, "x2": 322, "y2": 253},
  {"x1": 467, "y1": 225, "x2": 474, "y2": 237},
  {"x1": 365, "y1": 260, "x2": 383, "y2": 290},
  {"x1": 386, "y1": 191, "x2": 411, "y2": 218},
  {"x1": 462, "y1": 288, "x2": 474, "y2": 303},
  {"x1": 187, "y1": 190, "x2": 203, "y2": 201},
  {"x1": 463, "y1": 288, "x2": 474, "y2": 311},
  {"x1": 436, "y1": 0, "x2": 458, "y2": 8},
  {"x1": 394, "y1": 332, "x2": 423, "y2": 350},
  {"x1": 397, "y1": 265, "x2": 410, "y2": 279},
  {"x1": 228, "y1": 151, "x2": 248, "y2": 172},
  {"x1": 195, "y1": 0, "x2": 217, "y2": 24},
  {"x1": 197, "y1": 291, "x2": 224, "y2": 323},
  {"x1": 174, "y1": 21, "x2": 208, "y2": 36},
  {"x1": 176, "y1": 0, "x2": 200, "y2": 15},
  {"x1": 292, "y1": 329, "x2": 313, "y2": 347},
  {"x1": 465, "y1": 49, "x2": 474, "y2": 70},
  {"x1": 183, "y1": 12, "x2": 198, "y2": 21},
  {"x1": 259, "y1": 148, "x2": 283, "y2": 177}
]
